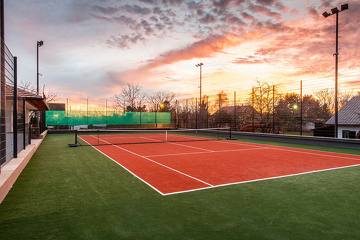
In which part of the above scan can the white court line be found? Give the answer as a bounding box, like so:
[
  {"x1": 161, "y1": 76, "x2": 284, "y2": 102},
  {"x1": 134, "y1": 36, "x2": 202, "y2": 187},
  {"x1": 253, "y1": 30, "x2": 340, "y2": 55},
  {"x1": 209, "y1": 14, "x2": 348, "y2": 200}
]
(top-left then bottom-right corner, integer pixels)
[
  {"x1": 145, "y1": 147, "x2": 268, "y2": 158},
  {"x1": 80, "y1": 136, "x2": 166, "y2": 195},
  {"x1": 220, "y1": 140, "x2": 360, "y2": 161},
  {"x1": 141, "y1": 137, "x2": 215, "y2": 152},
  {"x1": 101, "y1": 136, "x2": 154, "y2": 139},
  {"x1": 91, "y1": 136, "x2": 214, "y2": 187},
  {"x1": 163, "y1": 163, "x2": 360, "y2": 196}
]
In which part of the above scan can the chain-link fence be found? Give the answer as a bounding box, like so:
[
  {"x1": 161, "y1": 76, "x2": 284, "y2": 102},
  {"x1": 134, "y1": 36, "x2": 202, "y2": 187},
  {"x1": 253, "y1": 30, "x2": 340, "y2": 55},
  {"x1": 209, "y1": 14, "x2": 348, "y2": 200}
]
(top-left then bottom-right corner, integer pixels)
[
  {"x1": 46, "y1": 80, "x2": 359, "y2": 138},
  {"x1": 173, "y1": 81, "x2": 359, "y2": 137},
  {"x1": 46, "y1": 98, "x2": 172, "y2": 128},
  {"x1": 1, "y1": 37, "x2": 29, "y2": 163}
]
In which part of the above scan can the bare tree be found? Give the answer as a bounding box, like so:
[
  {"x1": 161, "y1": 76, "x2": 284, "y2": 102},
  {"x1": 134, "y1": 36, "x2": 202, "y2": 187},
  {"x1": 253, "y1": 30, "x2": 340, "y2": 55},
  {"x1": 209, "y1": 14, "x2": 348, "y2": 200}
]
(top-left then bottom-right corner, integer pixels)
[
  {"x1": 249, "y1": 81, "x2": 281, "y2": 129},
  {"x1": 315, "y1": 89, "x2": 334, "y2": 113},
  {"x1": 315, "y1": 89, "x2": 354, "y2": 113},
  {"x1": 19, "y1": 80, "x2": 35, "y2": 93},
  {"x1": 42, "y1": 85, "x2": 57, "y2": 103},
  {"x1": 147, "y1": 91, "x2": 175, "y2": 112},
  {"x1": 339, "y1": 91, "x2": 353, "y2": 110},
  {"x1": 114, "y1": 83, "x2": 146, "y2": 112}
]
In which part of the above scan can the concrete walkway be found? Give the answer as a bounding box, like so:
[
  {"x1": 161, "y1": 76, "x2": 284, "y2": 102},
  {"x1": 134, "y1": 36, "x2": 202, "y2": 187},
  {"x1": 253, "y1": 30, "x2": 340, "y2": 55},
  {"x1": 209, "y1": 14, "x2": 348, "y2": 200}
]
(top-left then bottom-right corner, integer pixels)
[{"x1": 0, "y1": 132, "x2": 47, "y2": 203}]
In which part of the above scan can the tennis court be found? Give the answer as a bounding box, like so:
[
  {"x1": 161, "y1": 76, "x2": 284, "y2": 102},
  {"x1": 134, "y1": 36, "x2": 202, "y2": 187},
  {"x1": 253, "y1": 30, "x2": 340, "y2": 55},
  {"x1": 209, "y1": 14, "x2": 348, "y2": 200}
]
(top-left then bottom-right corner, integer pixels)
[{"x1": 76, "y1": 129, "x2": 360, "y2": 195}]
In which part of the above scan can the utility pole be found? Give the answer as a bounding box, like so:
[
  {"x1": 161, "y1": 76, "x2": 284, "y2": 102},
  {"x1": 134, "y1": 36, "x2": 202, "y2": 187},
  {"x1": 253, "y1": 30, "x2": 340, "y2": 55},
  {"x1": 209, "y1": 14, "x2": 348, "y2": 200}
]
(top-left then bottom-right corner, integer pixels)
[{"x1": 322, "y1": 3, "x2": 349, "y2": 138}]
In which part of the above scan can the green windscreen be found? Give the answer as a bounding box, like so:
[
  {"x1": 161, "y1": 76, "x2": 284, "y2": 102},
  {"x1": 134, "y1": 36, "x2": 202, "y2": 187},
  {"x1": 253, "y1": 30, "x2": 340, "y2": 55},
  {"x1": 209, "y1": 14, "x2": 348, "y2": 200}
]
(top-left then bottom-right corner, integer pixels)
[{"x1": 46, "y1": 111, "x2": 172, "y2": 126}]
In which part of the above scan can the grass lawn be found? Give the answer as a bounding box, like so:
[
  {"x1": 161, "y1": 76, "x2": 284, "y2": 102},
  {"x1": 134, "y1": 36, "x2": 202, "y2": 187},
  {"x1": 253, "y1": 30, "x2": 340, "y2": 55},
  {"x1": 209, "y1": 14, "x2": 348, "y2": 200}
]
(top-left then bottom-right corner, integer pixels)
[{"x1": 0, "y1": 134, "x2": 360, "y2": 240}]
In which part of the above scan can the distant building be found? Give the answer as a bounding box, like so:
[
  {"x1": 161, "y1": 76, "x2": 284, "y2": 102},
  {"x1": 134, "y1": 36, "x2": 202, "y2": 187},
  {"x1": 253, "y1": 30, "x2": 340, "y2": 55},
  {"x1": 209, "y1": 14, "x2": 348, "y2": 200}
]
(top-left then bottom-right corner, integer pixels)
[
  {"x1": 326, "y1": 95, "x2": 360, "y2": 139},
  {"x1": 48, "y1": 103, "x2": 65, "y2": 111}
]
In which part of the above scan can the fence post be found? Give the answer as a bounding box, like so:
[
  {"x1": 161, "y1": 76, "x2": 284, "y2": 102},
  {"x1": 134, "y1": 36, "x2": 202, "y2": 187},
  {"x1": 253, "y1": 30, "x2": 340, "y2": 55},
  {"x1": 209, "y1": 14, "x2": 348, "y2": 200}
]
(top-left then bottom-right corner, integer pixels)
[
  {"x1": 195, "y1": 98, "x2": 198, "y2": 129},
  {"x1": 74, "y1": 130, "x2": 78, "y2": 145},
  {"x1": 155, "y1": 105, "x2": 158, "y2": 128},
  {"x1": 272, "y1": 85, "x2": 275, "y2": 134},
  {"x1": 252, "y1": 88, "x2": 255, "y2": 132},
  {"x1": 13, "y1": 56, "x2": 17, "y2": 158},
  {"x1": 233, "y1": 91, "x2": 237, "y2": 130},
  {"x1": 300, "y1": 80, "x2": 303, "y2": 136},
  {"x1": 23, "y1": 99, "x2": 25, "y2": 149},
  {"x1": 140, "y1": 111, "x2": 142, "y2": 128},
  {"x1": 86, "y1": 98, "x2": 89, "y2": 126},
  {"x1": 206, "y1": 97, "x2": 209, "y2": 128},
  {"x1": 66, "y1": 98, "x2": 69, "y2": 128},
  {"x1": 0, "y1": 0, "x2": 6, "y2": 170},
  {"x1": 105, "y1": 99, "x2": 108, "y2": 126},
  {"x1": 175, "y1": 100, "x2": 178, "y2": 128},
  {"x1": 218, "y1": 94, "x2": 220, "y2": 127}
]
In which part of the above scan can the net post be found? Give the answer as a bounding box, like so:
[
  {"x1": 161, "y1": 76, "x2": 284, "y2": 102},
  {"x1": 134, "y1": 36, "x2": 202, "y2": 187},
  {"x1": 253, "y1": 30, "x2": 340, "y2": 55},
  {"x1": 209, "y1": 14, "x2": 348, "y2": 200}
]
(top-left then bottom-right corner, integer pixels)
[
  {"x1": 165, "y1": 130, "x2": 168, "y2": 142},
  {"x1": 229, "y1": 127, "x2": 232, "y2": 140},
  {"x1": 97, "y1": 129, "x2": 100, "y2": 145},
  {"x1": 75, "y1": 130, "x2": 78, "y2": 145}
]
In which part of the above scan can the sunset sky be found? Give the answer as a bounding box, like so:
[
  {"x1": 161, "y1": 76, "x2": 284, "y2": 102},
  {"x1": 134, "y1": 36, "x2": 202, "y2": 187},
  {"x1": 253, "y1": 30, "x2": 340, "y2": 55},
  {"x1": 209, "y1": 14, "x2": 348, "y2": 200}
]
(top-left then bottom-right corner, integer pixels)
[{"x1": 4, "y1": 0, "x2": 360, "y2": 101}]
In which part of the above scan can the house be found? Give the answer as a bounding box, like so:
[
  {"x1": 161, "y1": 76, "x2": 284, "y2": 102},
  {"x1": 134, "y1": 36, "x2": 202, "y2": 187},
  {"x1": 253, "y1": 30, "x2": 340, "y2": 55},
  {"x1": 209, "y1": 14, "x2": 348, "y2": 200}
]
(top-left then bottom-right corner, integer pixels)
[{"x1": 326, "y1": 95, "x2": 360, "y2": 139}]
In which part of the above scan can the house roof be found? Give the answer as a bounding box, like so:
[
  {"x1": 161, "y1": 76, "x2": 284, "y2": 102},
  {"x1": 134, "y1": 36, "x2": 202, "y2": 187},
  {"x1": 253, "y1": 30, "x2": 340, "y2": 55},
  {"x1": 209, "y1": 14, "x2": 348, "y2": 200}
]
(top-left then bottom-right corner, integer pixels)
[
  {"x1": 5, "y1": 84, "x2": 49, "y2": 110},
  {"x1": 326, "y1": 95, "x2": 360, "y2": 126}
]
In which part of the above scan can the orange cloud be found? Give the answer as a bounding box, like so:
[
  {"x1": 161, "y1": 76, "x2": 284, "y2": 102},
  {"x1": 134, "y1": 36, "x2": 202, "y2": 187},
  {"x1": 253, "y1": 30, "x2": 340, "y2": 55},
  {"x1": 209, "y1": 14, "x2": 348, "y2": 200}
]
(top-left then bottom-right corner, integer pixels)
[
  {"x1": 144, "y1": 33, "x2": 243, "y2": 69},
  {"x1": 108, "y1": 31, "x2": 264, "y2": 87}
]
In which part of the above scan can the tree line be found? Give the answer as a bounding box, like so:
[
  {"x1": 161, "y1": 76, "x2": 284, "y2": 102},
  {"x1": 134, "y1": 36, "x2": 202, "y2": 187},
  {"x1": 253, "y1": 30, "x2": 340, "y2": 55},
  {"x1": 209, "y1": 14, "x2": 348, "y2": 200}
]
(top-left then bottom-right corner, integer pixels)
[
  {"x1": 112, "y1": 81, "x2": 358, "y2": 132},
  {"x1": 114, "y1": 83, "x2": 175, "y2": 112}
]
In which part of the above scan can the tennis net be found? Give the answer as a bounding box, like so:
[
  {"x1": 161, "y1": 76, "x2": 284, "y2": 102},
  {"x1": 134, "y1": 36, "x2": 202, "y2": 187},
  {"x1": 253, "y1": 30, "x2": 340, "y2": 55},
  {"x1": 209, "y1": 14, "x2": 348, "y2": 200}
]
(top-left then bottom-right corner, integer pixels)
[{"x1": 71, "y1": 128, "x2": 232, "y2": 147}]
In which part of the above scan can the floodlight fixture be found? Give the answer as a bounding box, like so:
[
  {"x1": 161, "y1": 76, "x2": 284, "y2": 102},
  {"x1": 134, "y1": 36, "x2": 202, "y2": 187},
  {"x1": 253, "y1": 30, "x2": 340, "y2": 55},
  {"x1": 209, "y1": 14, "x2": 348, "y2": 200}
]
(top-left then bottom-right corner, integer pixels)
[
  {"x1": 341, "y1": 4, "x2": 348, "y2": 11},
  {"x1": 331, "y1": 7, "x2": 339, "y2": 14},
  {"x1": 37, "y1": 40, "x2": 44, "y2": 47},
  {"x1": 322, "y1": 12, "x2": 330, "y2": 18}
]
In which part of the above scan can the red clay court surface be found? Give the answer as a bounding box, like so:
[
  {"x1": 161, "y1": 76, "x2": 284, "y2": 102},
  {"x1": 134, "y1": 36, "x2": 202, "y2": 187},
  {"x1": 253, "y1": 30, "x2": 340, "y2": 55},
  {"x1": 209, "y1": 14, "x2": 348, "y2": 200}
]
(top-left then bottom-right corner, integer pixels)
[{"x1": 80, "y1": 134, "x2": 360, "y2": 196}]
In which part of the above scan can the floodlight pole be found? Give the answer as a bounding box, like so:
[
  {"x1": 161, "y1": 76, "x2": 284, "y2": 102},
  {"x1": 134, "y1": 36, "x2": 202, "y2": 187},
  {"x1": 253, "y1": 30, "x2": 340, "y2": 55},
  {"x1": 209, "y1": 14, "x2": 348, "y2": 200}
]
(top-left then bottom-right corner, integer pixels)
[
  {"x1": 196, "y1": 63, "x2": 203, "y2": 128},
  {"x1": 322, "y1": 4, "x2": 348, "y2": 138},
  {"x1": 334, "y1": 11, "x2": 339, "y2": 139},
  {"x1": 36, "y1": 40, "x2": 44, "y2": 95}
]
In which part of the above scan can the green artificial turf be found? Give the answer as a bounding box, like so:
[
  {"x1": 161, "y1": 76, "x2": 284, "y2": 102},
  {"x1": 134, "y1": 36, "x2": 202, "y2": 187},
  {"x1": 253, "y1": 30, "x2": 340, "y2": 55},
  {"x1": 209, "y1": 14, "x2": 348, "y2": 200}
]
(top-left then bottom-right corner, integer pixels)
[{"x1": 0, "y1": 134, "x2": 360, "y2": 240}]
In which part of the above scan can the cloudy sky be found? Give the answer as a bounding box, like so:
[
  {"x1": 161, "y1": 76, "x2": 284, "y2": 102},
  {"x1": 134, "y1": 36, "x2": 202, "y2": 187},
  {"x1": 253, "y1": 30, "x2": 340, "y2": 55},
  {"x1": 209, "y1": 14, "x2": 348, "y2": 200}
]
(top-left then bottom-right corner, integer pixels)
[{"x1": 4, "y1": 0, "x2": 360, "y2": 100}]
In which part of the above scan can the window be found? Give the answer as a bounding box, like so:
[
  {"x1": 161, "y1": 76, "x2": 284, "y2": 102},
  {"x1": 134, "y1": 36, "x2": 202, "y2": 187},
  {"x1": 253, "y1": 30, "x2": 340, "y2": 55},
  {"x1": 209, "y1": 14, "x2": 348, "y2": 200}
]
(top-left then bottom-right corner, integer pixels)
[{"x1": 342, "y1": 130, "x2": 356, "y2": 139}]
